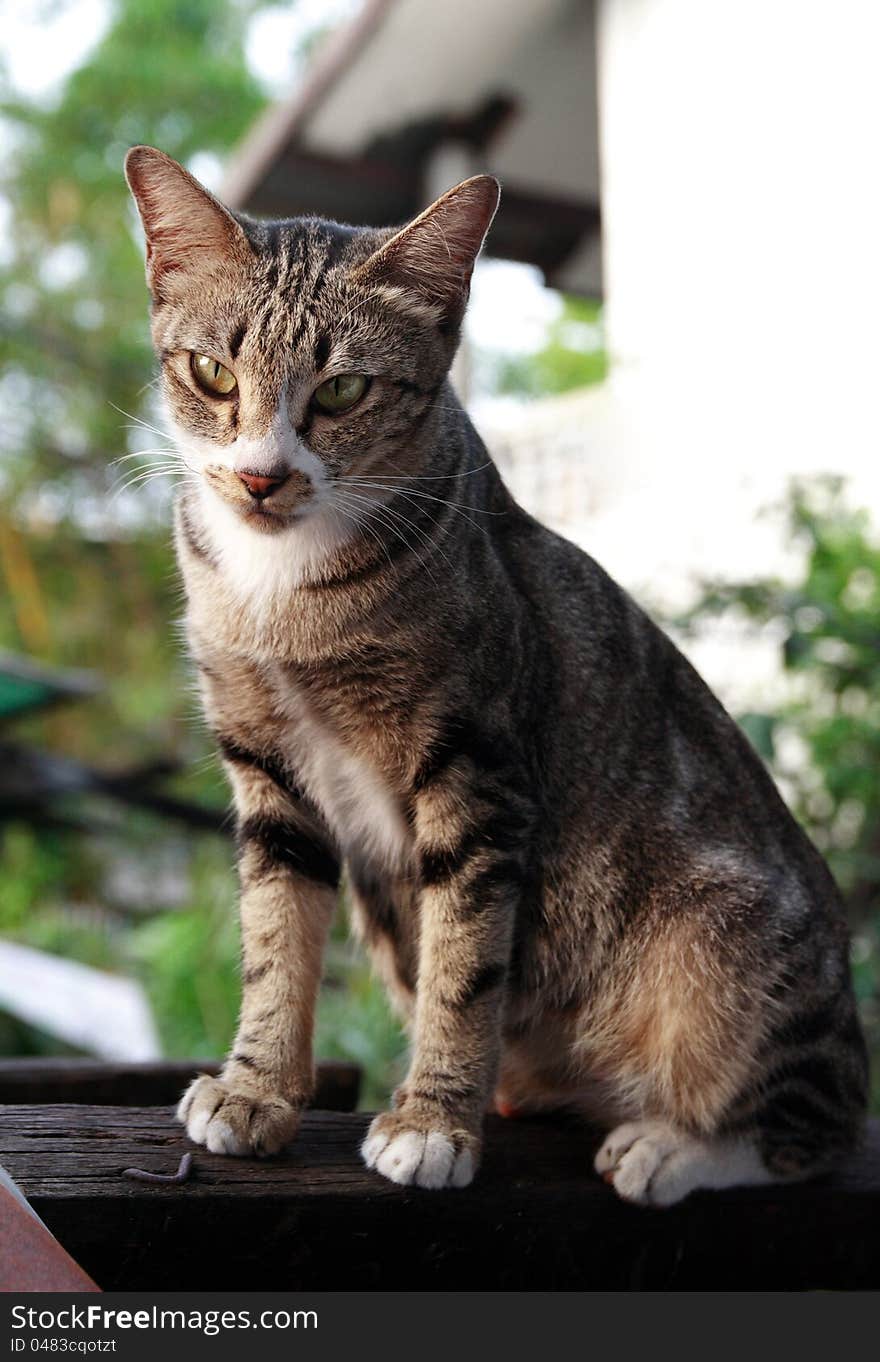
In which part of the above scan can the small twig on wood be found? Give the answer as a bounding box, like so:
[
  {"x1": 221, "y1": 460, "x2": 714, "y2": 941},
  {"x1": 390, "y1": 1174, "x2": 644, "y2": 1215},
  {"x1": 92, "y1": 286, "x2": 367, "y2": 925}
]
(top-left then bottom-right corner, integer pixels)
[{"x1": 123, "y1": 1152, "x2": 194, "y2": 1184}]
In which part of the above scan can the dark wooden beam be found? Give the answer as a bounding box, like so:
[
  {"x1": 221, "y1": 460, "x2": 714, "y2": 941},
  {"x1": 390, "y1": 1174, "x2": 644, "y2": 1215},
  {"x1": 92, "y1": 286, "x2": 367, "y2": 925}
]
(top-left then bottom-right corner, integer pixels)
[
  {"x1": 222, "y1": 0, "x2": 400, "y2": 211},
  {"x1": 492, "y1": 186, "x2": 600, "y2": 278},
  {"x1": 237, "y1": 144, "x2": 600, "y2": 282},
  {"x1": 0, "y1": 1059, "x2": 361, "y2": 1113},
  {"x1": 1, "y1": 1105, "x2": 877, "y2": 1290},
  {"x1": 254, "y1": 147, "x2": 415, "y2": 227}
]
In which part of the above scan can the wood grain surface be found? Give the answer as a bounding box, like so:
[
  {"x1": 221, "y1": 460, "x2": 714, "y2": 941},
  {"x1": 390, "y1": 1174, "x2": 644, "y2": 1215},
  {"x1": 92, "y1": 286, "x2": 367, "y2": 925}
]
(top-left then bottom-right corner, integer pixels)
[{"x1": 1, "y1": 1105, "x2": 877, "y2": 1290}]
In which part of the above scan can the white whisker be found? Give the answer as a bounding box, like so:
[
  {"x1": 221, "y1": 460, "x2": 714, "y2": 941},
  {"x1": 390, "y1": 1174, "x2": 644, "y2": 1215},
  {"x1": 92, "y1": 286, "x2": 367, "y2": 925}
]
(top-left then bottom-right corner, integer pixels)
[
  {"x1": 328, "y1": 497, "x2": 394, "y2": 572},
  {"x1": 332, "y1": 490, "x2": 439, "y2": 583},
  {"x1": 340, "y1": 478, "x2": 500, "y2": 531},
  {"x1": 347, "y1": 459, "x2": 495, "y2": 483},
  {"x1": 109, "y1": 447, "x2": 183, "y2": 468},
  {"x1": 110, "y1": 462, "x2": 196, "y2": 501},
  {"x1": 108, "y1": 401, "x2": 173, "y2": 443},
  {"x1": 333, "y1": 488, "x2": 454, "y2": 581}
]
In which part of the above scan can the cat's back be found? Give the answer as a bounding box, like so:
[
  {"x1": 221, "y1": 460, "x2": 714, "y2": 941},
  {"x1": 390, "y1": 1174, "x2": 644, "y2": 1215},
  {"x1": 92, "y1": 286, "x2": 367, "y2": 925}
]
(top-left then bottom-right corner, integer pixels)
[{"x1": 496, "y1": 503, "x2": 843, "y2": 911}]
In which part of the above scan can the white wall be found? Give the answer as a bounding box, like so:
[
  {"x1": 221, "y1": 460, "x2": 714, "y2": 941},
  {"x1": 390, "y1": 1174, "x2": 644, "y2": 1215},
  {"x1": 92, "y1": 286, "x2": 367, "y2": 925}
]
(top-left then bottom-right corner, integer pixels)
[
  {"x1": 596, "y1": 0, "x2": 880, "y2": 516},
  {"x1": 565, "y1": 0, "x2": 880, "y2": 701}
]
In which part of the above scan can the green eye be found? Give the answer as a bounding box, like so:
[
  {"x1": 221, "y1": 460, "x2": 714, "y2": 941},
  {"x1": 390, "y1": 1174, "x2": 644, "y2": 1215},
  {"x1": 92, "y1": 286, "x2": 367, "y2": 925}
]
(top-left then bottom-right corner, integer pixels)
[
  {"x1": 191, "y1": 353, "x2": 237, "y2": 396},
  {"x1": 312, "y1": 373, "x2": 368, "y2": 413}
]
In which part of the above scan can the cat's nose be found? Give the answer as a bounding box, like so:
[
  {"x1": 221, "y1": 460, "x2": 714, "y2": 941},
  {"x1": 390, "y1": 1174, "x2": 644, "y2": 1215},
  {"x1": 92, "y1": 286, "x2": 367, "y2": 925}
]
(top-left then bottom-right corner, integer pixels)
[{"x1": 238, "y1": 471, "x2": 289, "y2": 500}]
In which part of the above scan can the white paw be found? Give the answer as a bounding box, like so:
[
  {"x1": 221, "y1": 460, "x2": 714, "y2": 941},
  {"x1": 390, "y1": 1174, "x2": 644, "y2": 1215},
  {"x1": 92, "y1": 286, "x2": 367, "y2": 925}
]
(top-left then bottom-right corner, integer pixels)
[
  {"x1": 595, "y1": 1121, "x2": 774, "y2": 1206},
  {"x1": 361, "y1": 1119, "x2": 476, "y2": 1189},
  {"x1": 595, "y1": 1119, "x2": 694, "y2": 1207},
  {"x1": 177, "y1": 1075, "x2": 299, "y2": 1157}
]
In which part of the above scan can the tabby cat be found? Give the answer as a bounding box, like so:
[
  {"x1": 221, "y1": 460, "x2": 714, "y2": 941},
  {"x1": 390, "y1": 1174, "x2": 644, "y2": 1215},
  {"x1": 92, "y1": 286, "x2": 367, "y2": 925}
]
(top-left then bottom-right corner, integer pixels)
[{"x1": 124, "y1": 145, "x2": 867, "y2": 1204}]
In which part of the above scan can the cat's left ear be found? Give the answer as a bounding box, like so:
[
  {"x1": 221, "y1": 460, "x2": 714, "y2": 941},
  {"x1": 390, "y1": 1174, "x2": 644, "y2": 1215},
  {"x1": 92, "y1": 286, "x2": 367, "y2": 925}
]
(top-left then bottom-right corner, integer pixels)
[
  {"x1": 124, "y1": 145, "x2": 252, "y2": 296},
  {"x1": 356, "y1": 175, "x2": 500, "y2": 326}
]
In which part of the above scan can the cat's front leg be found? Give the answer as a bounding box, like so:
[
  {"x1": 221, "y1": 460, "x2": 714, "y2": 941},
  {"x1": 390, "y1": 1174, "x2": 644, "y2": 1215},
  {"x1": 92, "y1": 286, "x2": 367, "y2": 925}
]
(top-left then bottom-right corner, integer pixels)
[
  {"x1": 362, "y1": 788, "x2": 531, "y2": 1189},
  {"x1": 178, "y1": 749, "x2": 339, "y2": 1157}
]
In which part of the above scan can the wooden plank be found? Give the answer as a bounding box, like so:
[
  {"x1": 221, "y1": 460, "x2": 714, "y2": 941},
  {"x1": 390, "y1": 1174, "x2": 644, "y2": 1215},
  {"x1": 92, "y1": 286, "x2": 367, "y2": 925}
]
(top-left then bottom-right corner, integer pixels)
[
  {"x1": 0, "y1": 1059, "x2": 361, "y2": 1112},
  {"x1": 0, "y1": 1105, "x2": 877, "y2": 1290}
]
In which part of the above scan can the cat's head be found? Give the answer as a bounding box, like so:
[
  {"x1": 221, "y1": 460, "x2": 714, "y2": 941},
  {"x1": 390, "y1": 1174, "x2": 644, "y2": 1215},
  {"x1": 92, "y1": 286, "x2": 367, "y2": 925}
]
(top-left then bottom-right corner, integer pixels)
[{"x1": 124, "y1": 146, "x2": 499, "y2": 538}]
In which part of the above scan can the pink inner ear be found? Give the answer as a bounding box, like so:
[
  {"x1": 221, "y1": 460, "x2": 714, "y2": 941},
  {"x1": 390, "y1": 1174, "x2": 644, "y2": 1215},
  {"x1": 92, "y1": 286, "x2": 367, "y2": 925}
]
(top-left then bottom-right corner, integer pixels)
[{"x1": 125, "y1": 147, "x2": 250, "y2": 286}]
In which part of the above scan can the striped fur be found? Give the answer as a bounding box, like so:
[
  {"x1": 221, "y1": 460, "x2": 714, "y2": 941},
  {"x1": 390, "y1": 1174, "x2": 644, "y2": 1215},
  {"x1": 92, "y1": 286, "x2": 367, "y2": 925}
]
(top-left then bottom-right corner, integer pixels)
[{"x1": 126, "y1": 148, "x2": 868, "y2": 1201}]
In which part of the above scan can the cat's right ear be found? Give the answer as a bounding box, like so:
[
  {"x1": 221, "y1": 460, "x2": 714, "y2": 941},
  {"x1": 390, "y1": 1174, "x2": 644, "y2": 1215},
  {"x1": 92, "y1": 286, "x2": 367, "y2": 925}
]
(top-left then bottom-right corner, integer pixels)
[
  {"x1": 354, "y1": 175, "x2": 501, "y2": 328},
  {"x1": 124, "y1": 146, "x2": 251, "y2": 295}
]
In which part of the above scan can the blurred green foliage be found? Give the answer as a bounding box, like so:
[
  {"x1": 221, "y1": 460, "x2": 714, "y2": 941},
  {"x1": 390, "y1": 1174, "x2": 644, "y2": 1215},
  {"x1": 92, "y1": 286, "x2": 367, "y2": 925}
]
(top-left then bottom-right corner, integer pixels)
[
  {"x1": 1, "y1": 0, "x2": 268, "y2": 514},
  {"x1": 678, "y1": 478, "x2": 880, "y2": 1105},
  {"x1": 487, "y1": 294, "x2": 607, "y2": 397}
]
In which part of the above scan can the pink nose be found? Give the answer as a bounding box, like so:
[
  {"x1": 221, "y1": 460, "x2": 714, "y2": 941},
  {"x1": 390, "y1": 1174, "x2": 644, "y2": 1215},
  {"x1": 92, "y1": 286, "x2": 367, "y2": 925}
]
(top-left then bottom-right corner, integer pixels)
[{"x1": 238, "y1": 471, "x2": 288, "y2": 500}]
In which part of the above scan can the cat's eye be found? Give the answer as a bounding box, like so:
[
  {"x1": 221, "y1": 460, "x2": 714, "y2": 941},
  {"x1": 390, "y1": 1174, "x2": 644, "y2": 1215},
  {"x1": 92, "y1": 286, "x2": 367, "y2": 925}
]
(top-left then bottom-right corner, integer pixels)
[
  {"x1": 312, "y1": 373, "x2": 368, "y2": 414},
  {"x1": 190, "y1": 353, "x2": 237, "y2": 396}
]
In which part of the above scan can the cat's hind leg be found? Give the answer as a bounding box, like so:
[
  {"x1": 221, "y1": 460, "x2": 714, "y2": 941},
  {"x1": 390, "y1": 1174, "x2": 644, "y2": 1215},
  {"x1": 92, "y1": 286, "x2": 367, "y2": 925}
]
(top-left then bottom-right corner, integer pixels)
[{"x1": 594, "y1": 1118, "x2": 776, "y2": 1207}]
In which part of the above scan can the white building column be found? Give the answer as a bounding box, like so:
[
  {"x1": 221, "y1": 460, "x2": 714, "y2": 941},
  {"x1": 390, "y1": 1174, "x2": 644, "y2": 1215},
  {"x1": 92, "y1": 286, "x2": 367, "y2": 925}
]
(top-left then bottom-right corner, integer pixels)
[{"x1": 595, "y1": 0, "x2": 880, "y2": 536}]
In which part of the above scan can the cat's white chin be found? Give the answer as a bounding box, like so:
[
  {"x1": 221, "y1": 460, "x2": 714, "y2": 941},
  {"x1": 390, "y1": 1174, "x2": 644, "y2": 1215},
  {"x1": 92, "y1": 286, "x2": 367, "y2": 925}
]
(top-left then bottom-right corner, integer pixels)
[
  {"x1": 197, "y1": 483, "x2": 355, "y2": 598},
  {"x1": 235, "y1": 503, "x2": 305, "y2": 535}
]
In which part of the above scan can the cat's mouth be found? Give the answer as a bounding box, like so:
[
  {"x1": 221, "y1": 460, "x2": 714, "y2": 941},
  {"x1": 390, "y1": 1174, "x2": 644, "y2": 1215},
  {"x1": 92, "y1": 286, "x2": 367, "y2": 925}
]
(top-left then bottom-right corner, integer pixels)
[
  {"x1": 203, "y1": 464, "x2": 314, "y2": 533},
  {"x1": 240, "y1": 504, "x2": 300, "y2": 533}
]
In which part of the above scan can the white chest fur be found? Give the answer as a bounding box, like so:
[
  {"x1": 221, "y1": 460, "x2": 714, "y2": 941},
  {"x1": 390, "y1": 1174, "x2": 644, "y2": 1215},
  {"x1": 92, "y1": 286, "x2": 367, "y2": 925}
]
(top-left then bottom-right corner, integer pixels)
[
  {"x1": 269, "y1": 670, "x2": 411, "y2": 875},
  {"x1": 183, "y1": 445, "x2": 405, "y2": 870}
]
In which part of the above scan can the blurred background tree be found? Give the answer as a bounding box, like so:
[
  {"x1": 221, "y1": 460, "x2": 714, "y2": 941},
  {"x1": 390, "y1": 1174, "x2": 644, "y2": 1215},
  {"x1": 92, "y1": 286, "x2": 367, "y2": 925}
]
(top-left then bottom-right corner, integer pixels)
[
  {"x1": 0, "y1": 0, "x2": 270, "y2": 756},
  {"x1": 2, "y1": 0, "x2": 266, "y2": 516},
  {"x1": 486, "y1": 295, "x2": 606, "y2": 398}
]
